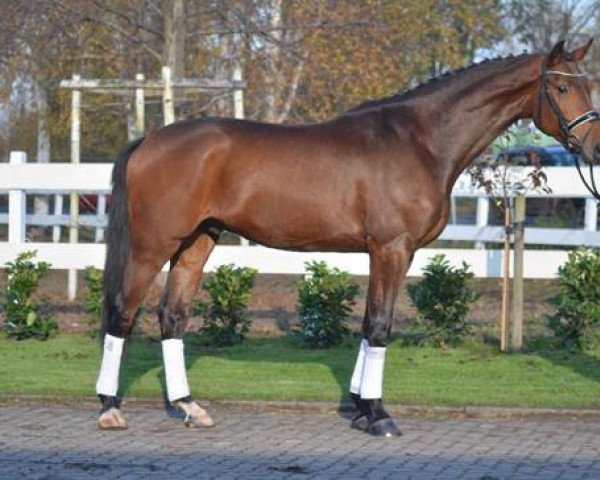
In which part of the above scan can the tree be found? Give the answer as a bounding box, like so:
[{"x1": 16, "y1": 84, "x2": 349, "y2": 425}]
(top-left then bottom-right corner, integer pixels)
[
  {"x1": 0, "y1": 0, "x2": 507, "y2": 159},
  {"x1": 293, "y1": 0, "x2": 504, "y2": 121},
  {"x1": 506, "y1": 0, "x2": 600, "y2": 104},
  {"x1": 469, "y1": 138, "x2": 551, "y2": 351},
  {"x1": 508, "y1": 0, "x2": 598, "y2": 52}
]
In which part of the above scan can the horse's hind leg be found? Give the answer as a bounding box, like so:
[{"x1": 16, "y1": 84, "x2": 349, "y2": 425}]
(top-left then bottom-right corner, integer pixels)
[
  {"x1": 97, "y1": 253, "x2": 166, "y2": 430},
  {"x1": 159, "y1": 232, "x2": 216, "y2": 428}
]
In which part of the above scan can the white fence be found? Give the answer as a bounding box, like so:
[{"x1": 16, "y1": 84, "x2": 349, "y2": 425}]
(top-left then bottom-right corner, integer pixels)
[{"x1": 1, "y1": 151, "x2": 599, "y2": 291}]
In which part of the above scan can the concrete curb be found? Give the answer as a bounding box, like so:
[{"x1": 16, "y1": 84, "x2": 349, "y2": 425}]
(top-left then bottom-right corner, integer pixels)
[{"x1": 1, "y1": 394, "x2": 600, "y2": 419}]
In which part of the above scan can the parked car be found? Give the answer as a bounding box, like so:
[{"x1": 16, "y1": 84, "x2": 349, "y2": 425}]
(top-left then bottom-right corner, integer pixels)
[{"x1": 495, "y1": 145, "x2": 578, "y2": 167}]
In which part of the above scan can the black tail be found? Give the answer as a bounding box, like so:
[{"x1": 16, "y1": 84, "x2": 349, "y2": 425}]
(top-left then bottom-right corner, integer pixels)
[{"x1": 101, "y1": 137, "x2": 145, "y2": 339}]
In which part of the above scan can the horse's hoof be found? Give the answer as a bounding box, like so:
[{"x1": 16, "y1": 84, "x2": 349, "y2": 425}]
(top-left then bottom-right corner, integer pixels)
[
  {"x1": 175, "y1": 400, "x2": 215, "y2": 428},
  {"x1": 350, "y1": 413, "x2": 369, "y2": 432},
  {"x1": 98, "y1": 407, "x2": 128, "y2": 430},
  {"x1": 367, "y1": 417, "x2": 402, "y2": 438}
]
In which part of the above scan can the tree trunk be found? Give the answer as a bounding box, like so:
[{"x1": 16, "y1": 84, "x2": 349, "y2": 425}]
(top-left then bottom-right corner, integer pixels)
[
  {"x1": 163, "y1": 0, "x2": 186, "y2": 80},
  {"x1": 264, "y1": 0, "x2": 283, "y2": 123},
  {"x1": 214, "y1": 12, "x2": 232, "y2": 116},
  {"x1": 34, "y1": 81, "x2": 50, "y2": 217}
]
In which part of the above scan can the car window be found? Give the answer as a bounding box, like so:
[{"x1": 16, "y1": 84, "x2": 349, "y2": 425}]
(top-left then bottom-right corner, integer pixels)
[
  {"x1": 496, "y1": 147, "x2": 578, "y2": 167},
  {"x1": 546, "y1": 149, "x2": 577, "y2": 167}
]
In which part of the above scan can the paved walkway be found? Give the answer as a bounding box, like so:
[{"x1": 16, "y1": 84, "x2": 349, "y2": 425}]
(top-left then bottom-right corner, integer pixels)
[{"x1": 0, "y1": 403, "x2": 599, "y2": 479}]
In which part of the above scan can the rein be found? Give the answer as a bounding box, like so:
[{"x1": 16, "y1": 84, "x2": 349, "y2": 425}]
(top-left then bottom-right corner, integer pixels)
[
  {"x1": 539, "y1": 62, "x2": 600, "y2": 201},
  {"x1": 575, "y1": 157, "x2": 600, "y2": 201}
]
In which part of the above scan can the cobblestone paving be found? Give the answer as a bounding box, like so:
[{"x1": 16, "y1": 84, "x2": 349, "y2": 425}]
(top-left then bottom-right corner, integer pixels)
[{"x1": 0, "y1": 404, "x2": 599, "y2": 479}]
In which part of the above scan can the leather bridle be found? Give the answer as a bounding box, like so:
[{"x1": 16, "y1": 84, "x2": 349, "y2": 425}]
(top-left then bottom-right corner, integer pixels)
[{"x1": 538, "y1": 59, "x2": 600, "y2": 200}]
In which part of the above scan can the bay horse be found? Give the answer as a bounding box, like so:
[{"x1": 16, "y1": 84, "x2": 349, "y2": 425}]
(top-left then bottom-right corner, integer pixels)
[{"x1": 96, "y1": 40, "x2": 600, "y2": 436}]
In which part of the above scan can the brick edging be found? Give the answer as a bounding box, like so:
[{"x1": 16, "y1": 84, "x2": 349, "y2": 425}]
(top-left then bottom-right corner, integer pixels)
[{"x1": 2, "y1": 394, "x2": 600, "y2": 419}]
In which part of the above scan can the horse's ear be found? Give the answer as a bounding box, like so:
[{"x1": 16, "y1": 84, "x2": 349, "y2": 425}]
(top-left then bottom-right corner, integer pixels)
[
  {"x1": 569, "y1": 38, "x2": 593, "y2": 62},
  {"x1": 547, "y1": 40, "x2": 566, "y2": 66}
]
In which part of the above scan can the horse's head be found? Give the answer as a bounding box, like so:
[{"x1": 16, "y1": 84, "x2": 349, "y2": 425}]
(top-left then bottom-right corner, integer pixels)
[{"x1": 533, "y1": 39, "x2": 600, "y2": 164}]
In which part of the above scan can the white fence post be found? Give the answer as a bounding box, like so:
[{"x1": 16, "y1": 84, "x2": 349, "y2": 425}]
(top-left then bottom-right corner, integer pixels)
[
  {"x1": 8, "y1": 151, "x2": 27, "y2": 244},
  {"x1": 95, "y1": 194, "x2": 107, "y2": 243},
  {"x1": 233, "y1": 64, "x2": 244, "y2": 121},
  {"x1": 584, "y1": 198, "x2": 597, "y2": 232},
  {"x1": 162, "y1": 66, "x2": 175, "y2": 126},
  {"x1": 135, "y1": 73, "x2": 145, "y2": 137},
  {"x1": 475, "y1": 196, "x2": 490, "y2": 249},
  {"x1": 52, "y1": 194, "x2": 63, "y2": 242},
  {"x1": 450, "y1": 196, "x2": 457, "y2": 224}
]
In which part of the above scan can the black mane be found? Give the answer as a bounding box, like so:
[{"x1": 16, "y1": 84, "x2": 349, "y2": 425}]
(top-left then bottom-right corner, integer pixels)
[{"x1": 347, "y1": 53, "x2": 532, "y2": 114}]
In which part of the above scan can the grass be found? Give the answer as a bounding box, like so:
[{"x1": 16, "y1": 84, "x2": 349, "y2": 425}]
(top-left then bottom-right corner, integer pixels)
[{"x1": 0, "y1": 333, "x2": 599, "y2": 409}]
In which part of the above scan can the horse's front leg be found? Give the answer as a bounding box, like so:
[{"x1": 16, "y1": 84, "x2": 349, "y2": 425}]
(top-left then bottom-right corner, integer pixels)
[{"x1": 350, "y1": 236, "x2": 413, "y2": 437}]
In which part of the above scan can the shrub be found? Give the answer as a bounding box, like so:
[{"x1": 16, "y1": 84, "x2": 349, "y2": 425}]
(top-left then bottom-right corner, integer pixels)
[
  {"x1": 83, "y1": 266, "x2": 103, "y2": 336},
  {"x1": 1, "y1": 250, "x2": 58, "y2": 340},
  {"x1": 407, "y1": 254, "x2": 479, "y2": 347},
  {"x1": 195, "y1": 264, "x2": 257, "y2": 346},
  {"x1": 547, "y1": 248, "x2": 600, "y2": 349},
  {"x1": 296, "y1": 261, "x2": 359, "y2": 348}
]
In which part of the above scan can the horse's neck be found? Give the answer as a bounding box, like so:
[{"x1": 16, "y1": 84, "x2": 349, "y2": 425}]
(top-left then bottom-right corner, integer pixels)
[{"x1": 408, "y1": 55, "x2": 543, "y2": 188}]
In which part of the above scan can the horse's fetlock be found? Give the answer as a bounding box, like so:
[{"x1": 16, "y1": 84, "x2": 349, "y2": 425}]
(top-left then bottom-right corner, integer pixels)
[
  {"x1": 366, "y1": 323, "x2": 391, "y2": 347},
  {"x1": 159, "y1": 307, "x2": 188, "y2": 338}
]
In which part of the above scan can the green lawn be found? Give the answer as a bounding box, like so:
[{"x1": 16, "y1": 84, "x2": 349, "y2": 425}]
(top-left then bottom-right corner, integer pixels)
[{"x1": 1, "y1": 334, "x2": 599, "y2": 408}]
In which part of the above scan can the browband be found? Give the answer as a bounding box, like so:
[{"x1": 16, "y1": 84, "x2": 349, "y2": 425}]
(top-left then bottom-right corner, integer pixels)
[{"x1": 545, "y1": 70, "x2": 586, "y2": 77}]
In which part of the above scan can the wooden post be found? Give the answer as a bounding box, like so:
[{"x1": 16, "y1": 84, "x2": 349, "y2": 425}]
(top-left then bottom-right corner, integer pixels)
[
  {"x1": 8, "y1": 151, "x2": 27, "y2": 244},
  {"x1": 500, "y1": 205, "x2": 510, "y2": 352},
  {"x1": 162, "y1": 66, "x2": 175, "y2": 126},
  {"x1": 68, "y1": 74, "x2": 81, "y2": 301},
  {"x1": 135, "y1": 73, "x2": 145, "y2": 137},
  {"x1": 511, "y1": 195, "x2": 525, "y2": 351}
]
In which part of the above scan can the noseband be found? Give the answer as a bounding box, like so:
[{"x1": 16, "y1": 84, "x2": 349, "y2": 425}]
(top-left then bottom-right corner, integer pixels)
[{"x1": 539, "y1": 61, "x2": 600, "y2": 200}]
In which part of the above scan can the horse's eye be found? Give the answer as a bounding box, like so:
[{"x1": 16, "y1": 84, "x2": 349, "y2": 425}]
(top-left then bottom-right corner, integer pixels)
[{"x1": 558, "y1": 85, "x2": 568, "y2": 94}]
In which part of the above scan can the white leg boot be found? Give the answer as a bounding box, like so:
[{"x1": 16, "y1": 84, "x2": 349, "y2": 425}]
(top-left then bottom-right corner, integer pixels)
[
  {"x1": 162, "y1": 339, "x2": 214, "y2": 428},
  {"x1": 96, "y1": 334, "x2": 127, "y2": 430}
]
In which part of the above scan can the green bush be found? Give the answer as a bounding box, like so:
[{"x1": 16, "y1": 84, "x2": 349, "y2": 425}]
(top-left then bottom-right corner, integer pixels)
[
  {"x1": 547, "y1": 248, "x2": 600, "y2": 349},
  {"x1": 195, "y1": 264, "x2": 257, "y2": 346},
  {"x1": 407, "y1": 254, "x2": 479, "y2": 347},
  {"x1": 296, "y1": 261, "x2": 359, "y2": 348},
  {"x1": 83, "y1": 266, "x2": 103, "y2": 336},
  {"x1": 1, "y1": 250, "x2": 57, "y2": 340}
]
